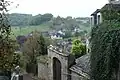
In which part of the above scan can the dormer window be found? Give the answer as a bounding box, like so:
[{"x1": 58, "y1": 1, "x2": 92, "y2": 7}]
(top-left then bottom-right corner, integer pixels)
[
  {"x1": 97, "y1": 13, "x2": 102, "y2": 25},
  {"x1": 91, "y1": 9, "x2": 102, "y2": 26}
]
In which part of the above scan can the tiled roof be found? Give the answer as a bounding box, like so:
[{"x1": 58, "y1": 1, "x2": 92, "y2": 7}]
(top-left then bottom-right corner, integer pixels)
[
  {"x1": 91, "y1": 4, "x2": 120, "y2": 16},
  {"x1": 101, "y1": 4, "x2": 120, "y2": 10},
  {"x1": 70, "y1": 54, "x2": 90, "y2": 78},
  {"x1": 91, "y1": 9, "x2": 100, "y2": 16}
]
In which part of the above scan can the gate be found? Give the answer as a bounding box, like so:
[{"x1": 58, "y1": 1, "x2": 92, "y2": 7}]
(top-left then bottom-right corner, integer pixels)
[{"x1": 53, "y1": 57, "x2": 61, "y2": 80}]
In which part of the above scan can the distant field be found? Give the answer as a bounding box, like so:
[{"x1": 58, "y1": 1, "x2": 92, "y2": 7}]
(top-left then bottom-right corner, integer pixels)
[
  {"x1": 11, "y1": 24, "x2": 50, "y2": 39},
  {"x1": 10, "y1": 23, "x2": 91, "y2": 40}
]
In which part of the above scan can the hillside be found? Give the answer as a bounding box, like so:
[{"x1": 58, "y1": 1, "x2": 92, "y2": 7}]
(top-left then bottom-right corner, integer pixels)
[{"x1": 9, "y1": 13, "x2": 91, "y2": 39}]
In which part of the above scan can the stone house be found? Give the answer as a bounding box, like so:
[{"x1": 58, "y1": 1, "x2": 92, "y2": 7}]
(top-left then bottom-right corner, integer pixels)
[
  {"x1": 91, "y1": 0, "x2": 120, "y2": 26},
  {"x1": 90, "y1": 9, "x2": 101, "y2": 26}
]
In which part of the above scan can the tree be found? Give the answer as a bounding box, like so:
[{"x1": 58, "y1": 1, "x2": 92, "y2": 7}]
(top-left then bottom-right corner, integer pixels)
[
  {"x1": 0, "y1": 0, "x2": 21, "y2": 75},
  {"x1": 37, "y1": 34, "x2": 47, "y2": 55},
  {"x1": 71, "y1": 39, "x2": 86, "y2": 58},
  {"x1": 63, "y1": 31, "x2": 72, "y2": 38},
  {"x1": 16, "y1": 35, "x2": 27, "y2": 47},
  {"x1": 30, "y1": 14, "x2": 42, "y2": 25},
  {"x1": 22, "y1": 31, "x2": 47, "y2": 64},
  {"x1": 74, "y1": 32, "x2": 80, "y2": 37},
  {"x1": 41, "y1": 13, "x2": 53, "y2": 22},
  {"x1": 8, "y1": 13, "x2": 32, "y2": 26},
  {"x1": 29, "y1": 13, "x2": 53, "y2": 25},
  {"x1": 22, "y1": 31, "x2": 47, "y2": 75}
]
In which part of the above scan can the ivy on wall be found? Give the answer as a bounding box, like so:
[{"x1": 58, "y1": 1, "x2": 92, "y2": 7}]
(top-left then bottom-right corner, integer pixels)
[{"x1": 91, "y1": 4, "x2": 120, "y2": 80}]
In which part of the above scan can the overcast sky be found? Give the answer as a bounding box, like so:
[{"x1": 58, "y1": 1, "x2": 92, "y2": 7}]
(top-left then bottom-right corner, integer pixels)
[{"x1": 9, "y1": 0, "x2": 108, "y2": 17}]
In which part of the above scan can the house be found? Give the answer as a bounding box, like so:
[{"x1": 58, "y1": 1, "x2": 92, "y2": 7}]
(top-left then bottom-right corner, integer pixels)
[
  {"x1": 90, "y1": 9, "x2": 101, "y2": 26},
  {"x1": 58, "y1": 30, "x2": 65, "y2": 35},
  {"x1": 50, "y1": 33, "x2": 63, "y2": 39},
  {"x1": 74, "y1": 27, "x2": 81, "y2": 32},
  {"x1": 91, "y1": 0, "x2": 120, "y2": 26},
  {"x1": 49, "y1": 30, "x2": 65, "y2": 39}
]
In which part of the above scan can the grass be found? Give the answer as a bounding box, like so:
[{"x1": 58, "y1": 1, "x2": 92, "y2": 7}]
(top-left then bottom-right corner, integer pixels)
[
  {"x1": 10, "y1": 24, "x2": 50, "y2": 39},
  {"x1": 10, "y1": 23, "x2": 91, "y2": 40}
]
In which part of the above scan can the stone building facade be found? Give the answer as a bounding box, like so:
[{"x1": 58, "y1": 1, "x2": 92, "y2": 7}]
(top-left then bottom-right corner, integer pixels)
[
  {"x1": 47, "y1": 45, "x2": 90, "y2": 80},
  {"x1": 37, "y1": 55, "x2": 49, "y2": 80},
  {"x1": 48, "y1": 45, "x2": 75, "y2": 80},
  {"x1": 91, "y1": 0, "x2": 120, "y2": 26}
]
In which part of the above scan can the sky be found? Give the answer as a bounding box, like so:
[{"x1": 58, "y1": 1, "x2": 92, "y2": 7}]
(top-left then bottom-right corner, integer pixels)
[{"x1": 9, "y1": 0, "x2": 108, "y2": 17}]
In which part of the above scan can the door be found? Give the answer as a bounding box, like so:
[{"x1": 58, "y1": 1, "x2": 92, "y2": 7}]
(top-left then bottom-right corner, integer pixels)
[{"x1": 53, "y1": 57, "x2": 61, "y2": 80}]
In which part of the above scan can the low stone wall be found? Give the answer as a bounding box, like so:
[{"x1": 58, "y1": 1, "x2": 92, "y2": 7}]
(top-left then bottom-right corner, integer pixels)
[
  {"x1": 38, "y1": 63, "x2": 49, "y2": 80},
  {"x1": 37, "y1": 55, "x2": 49, "y2": 80}
]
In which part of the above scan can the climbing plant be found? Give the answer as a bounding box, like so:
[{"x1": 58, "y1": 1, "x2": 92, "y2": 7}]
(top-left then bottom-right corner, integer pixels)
[{"x1": 91, "y1": 4, "x2": 120, "y2": 80}]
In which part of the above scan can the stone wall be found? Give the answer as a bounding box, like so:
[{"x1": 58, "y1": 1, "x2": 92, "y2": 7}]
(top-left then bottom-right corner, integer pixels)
[
  {"x1": 71, "y1": 72, "x2": 88, "y2": 80},
  {"x1": 47, "y1": 45, "x2": 76, "y2": 80},
  {"x1": 48, "y1": 48, "x2": 69, "y2": 80},
  {"x1": 71, "y1": 72, "x2": 81, "y2": 80},
  {"x1": 37, "y1": 55, "x2": 49, "y2": 80},
  {"x1": 38, "y1": 62, "x2": 49, "y2": 80}
]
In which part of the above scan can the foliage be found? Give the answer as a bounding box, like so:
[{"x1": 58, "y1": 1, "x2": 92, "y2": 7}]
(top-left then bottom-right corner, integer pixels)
[
  {"x1": 37, "y1": 55, "x2": 48, "y2": 64},
  {"x1": 16, "y1": 35, "x2": 27, "y2": 46},
  {"x1": 63, "y1": 31, "x2": 72, "y2": 38},
  {"x1": 41, "y1": 13, "x2": 53, "y2": 22},
  {"x1": 8, "y1": 13, "x2": 32, "y2": 26},
  {"x1": 71, "y1": 39, "x2": 86, "y2": 58},
  {"x1": 74, "y1": 32, "x2": 80, "y2": 37},
  {"x1": 0, "y1": 0, "x2": 21, "y2": 72},
  {"x1": 101, "y1": 4, "x2": 120, "y2": 21},
  {"x1": 22, "y1": 31, "x2": 47, "y2": 64},
  {"x1": 37, "y1": 34, "x2": 47, "y2": 55},
  {"x1": 8, "y1": 13, "x2": 53, "y2": 26},
  {"x1": 91, "y1": 5, "x2": 120, "y2": 80}
]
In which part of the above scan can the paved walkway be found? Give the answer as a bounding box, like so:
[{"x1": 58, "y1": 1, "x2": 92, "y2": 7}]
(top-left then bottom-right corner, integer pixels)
[{"x1": 23, "y1": 74, "x2": 34, "y2": 80}]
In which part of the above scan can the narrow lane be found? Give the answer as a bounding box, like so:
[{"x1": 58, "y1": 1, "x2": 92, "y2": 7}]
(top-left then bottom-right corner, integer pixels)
[{"x1": 23, "y1": 74, "x2": 34, "y2": 80}]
